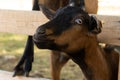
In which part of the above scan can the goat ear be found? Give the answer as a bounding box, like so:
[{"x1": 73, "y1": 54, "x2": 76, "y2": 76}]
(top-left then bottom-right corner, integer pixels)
[
  {"x1": 89, "y1": 16, "x2": 102, "y2": 34},
  {"x1": 39, "y1": 4, "x2": 55, "y2": 20}
]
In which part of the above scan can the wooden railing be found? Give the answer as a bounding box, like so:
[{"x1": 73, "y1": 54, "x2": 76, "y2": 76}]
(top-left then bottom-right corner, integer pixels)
[{"x1": 0, "y1": 9, "x2": 119, "y2": 46}]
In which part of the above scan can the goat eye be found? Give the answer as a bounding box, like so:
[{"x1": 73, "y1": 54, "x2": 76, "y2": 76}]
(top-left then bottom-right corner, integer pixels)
[{"x1": 75, "y1": 19, "x2": 83, "y2": 24}]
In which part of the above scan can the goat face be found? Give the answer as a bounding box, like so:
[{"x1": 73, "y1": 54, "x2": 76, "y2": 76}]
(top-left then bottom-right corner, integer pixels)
[{"x1": 33, "y1": 6, "x2": 102, "y2": 53}]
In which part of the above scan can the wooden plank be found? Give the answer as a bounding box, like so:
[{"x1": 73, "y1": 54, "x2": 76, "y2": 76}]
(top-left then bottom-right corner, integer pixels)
[
  {"x1": 96, "y1": 15, "x2": 120, "y2": 46},
  {"x1": 0, "y1": 9, "x2": 49, "y2": 35},
  {"x1": 0, "y1": 9, "x2": 120, "y2": 46},
  {"x1": 0, "y1": 70, "x2": 49, "y2": 80}
]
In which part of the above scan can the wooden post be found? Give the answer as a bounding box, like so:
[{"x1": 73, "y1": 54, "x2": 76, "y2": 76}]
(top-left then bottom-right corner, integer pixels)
[{"x1": 119, "y1": 55, "x2": 120, "y2": 80}]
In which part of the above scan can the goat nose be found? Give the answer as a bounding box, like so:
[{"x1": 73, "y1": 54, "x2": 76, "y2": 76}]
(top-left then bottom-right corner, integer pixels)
[
  {"x1": 37, "y1": 27, "x2": 45, "y2": 34},
  {"x1": 39, "y1": 29, "x2": 45, "y2": 34}
]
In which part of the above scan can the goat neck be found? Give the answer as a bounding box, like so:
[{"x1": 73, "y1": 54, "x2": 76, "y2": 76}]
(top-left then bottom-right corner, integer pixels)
[{"x1": 69, "y1": 39, "x2": 119, "y2": 80}]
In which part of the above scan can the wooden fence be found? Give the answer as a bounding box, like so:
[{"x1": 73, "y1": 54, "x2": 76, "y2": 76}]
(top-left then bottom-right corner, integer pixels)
[{"x1": 0, "y1": 9, "x2": 120, "y2": 46}]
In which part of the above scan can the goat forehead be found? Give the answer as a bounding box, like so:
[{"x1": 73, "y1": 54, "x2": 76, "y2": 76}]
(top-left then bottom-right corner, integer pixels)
[
  {"x1": 44, "y1": 6, "x2": 91, "y2": 35},
  {"x1": 53, "y1": 6, "x2": 89, "y2": 26},
  {"x1": 54, "y1": 6, "x2": 87, "y2": 18}
]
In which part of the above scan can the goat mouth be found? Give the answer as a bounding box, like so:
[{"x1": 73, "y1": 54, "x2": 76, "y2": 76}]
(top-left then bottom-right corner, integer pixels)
[
  {"x1": 34, "y1": 41, "x2": 51, "y2": 49},
  {"x1": 33, "y1": 34, "x2": 55, "y2": 49},
  {"x1": 33, "y1": 37, "x2": 48, "y2": 43},
  {"x1": 33, "y1": 33, "x2": 47, "y2": 42}
]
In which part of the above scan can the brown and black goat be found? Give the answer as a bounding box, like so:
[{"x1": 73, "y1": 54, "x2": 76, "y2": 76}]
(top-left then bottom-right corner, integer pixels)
[
  {"x1": 33, "y1": 6, "x2": 119, "y2": 80},
  {"x1": 14, "y1": 0, "x2": 98, "y2": 79}
]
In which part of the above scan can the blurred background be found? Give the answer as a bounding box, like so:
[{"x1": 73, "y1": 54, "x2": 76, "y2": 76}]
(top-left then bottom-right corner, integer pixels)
[{"x1": 0, "y1": 0, "x2": 119, "y2": 80}]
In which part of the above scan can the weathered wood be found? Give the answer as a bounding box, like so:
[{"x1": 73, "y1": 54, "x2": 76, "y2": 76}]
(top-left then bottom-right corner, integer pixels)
[
  {"x1": 0, "y1": 70, "x2": 49, "y2": 80},
  {"x1": 0, "y1": 9, "x2": 120, "y2": 46},
  {"x1": 96, "y1": 15, "x2": 120, "y2": 46},
  {"x1": 0, "y1": 9, "x2": 49, "y2": 35}
]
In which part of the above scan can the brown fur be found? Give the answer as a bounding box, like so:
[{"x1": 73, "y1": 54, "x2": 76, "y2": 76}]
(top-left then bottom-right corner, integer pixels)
[
  {"x1": 38, "y1": 0, "x2": 69, "y2": 11},
  {"x1": 50, "y1": 51, "x2": 69, "y2": 80},
  {"x1": 83, "y1": 40, "x2": 119, "y2": 80},
  {"x1": 49, "y1": 20, "x2": 119, "y2": 80},
  {"x1": 46, "y1": 21, "x2": 119, "y2": 80},
  {"x1": 48, "y1": 19, "x2": 119, "y2": 79},
  {"x1": 85, "y1": 0, "x2": 98, "y2": 13},
  {"x1": 34, "y1": 11, "x2": 119, "y2": 79},
  {"x1": 35, "y1": 0, "x2": 98, "y2": 80}
]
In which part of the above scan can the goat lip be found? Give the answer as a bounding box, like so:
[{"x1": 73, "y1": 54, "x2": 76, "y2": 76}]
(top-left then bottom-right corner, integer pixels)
[
  {"x1": 34, "y1": 41, "x2": 48, "y2": 49},
  {"x1": 33, "y1": 37, "x2": 48, "y2": 43},
  {"x1": 33, "y1": 34, "x2": 47, "y2": 42},
  {"x1": 33, "y1": 37, "x2": 48, "y2": 49},
  {"x1": 33, "y1": 39, "x2": 54, "y2": 49}
]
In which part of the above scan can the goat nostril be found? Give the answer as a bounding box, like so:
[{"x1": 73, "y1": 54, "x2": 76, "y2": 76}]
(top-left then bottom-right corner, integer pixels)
[
  {"x1": 37, "y1": 28, "x2": 45, "y2": 34},
  {"x1": 36, "y1": 27, "x2": 46, "y2": 34},
  {"x1": 38, "y1": 30, "x2": 45, "y2": 34}
]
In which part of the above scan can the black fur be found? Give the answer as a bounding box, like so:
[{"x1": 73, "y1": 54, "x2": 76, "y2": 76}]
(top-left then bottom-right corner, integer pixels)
[{"x1": 13, "y1": 0, "x2": 40, "y2": 77}]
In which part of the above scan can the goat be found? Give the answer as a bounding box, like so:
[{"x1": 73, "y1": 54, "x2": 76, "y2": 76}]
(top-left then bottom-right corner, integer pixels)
[
  {"x1": 14, "y1": 0, "x2": 98, "y2": 79},
  {"x1": 33, "y1": 6, "x2": 119, "y2": 80}
]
